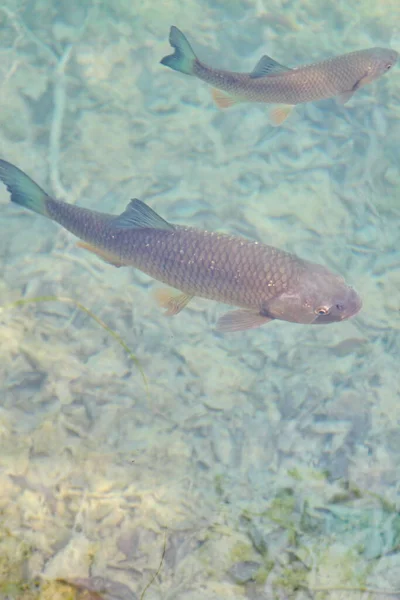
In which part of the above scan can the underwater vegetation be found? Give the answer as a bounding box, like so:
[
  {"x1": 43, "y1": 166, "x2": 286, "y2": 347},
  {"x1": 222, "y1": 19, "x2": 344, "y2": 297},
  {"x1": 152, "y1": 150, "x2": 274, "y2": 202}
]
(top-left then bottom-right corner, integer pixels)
[
  {"x1": 2, "y1": 474, "x2": 400, "y2": 599},
  {"x1": 0, "y1": 0, "x2": 399, "y2": 598},
  {"x1": 1, "y1": 295, "x2": 147, "y2": 390},
  {"x1": 0, "y1": 515, "x2": 165, "y2": 599}
]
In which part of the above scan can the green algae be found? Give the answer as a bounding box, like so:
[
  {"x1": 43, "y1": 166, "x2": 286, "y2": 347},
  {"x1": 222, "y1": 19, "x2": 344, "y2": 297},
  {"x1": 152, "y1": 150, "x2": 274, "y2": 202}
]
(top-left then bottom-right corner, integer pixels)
[
  {"x1": 0, "y1": 518, "x2": 32, "y2": 599},
  {"x1": 275, "y1": 565, "x2": 308, "y2": 595},
  {"x1": 265, "y1": 489, "x2": 297, "y2": 528},
  {"x1": 0, "y1": 520, "x2": 62, "y2": 600},
  {"x1": 1, "y1": 295, "x2": 148, "y2": 395},
  {"x1": 229, "y1": 541, "x2": 253, "y2": 564},
  {"x1": 0, "y1": 579, "x2": 79, "y2": 600},
  {"x1": 235, "y1": 479, "x2": 400, "y2": 596},
  {"x1": 38, "y1": 581, "x2": 77, "y2": 600},
  {"x1": 214, "y1": 473, "x2": 225, "y2": 497},
  {"x1": 253, "y1": 562, "x2": 274, "y2": 585},
  {"x1": 0, "y1": 519, "x2": 165, "y2": 600},
  {"x1": 139, "y1": 531, "x2": 167, "y2": 600}
]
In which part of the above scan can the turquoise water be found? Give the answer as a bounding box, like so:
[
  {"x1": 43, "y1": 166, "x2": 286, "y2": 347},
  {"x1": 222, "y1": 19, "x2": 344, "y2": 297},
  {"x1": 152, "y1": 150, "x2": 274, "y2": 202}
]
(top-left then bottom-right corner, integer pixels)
[{"x1": 0, "y1": 0, "x2": 399, "y2": 598}]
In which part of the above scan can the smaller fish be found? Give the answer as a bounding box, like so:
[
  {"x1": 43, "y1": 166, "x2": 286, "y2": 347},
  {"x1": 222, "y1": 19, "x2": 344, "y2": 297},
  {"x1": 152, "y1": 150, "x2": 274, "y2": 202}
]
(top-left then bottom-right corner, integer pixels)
[{"x1": 160, "y1": 26, "x2": 398, "y2": 125}]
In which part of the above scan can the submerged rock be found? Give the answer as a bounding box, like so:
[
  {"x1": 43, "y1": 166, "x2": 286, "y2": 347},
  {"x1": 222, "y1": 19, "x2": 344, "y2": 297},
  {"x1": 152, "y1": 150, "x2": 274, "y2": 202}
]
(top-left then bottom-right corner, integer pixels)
[{"x1": 228, "y1": 560, "x2": 261, "y2": 584}]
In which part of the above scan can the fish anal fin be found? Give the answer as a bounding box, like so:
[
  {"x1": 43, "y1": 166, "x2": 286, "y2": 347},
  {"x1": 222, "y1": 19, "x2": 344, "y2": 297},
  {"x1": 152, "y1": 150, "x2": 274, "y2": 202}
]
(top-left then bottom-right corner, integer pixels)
[
  {"x1": 251, "y1": 55, "x2": 291, "y2": 78},
  {"x1": 216, "y1": 309, "x2": 273, "y2": 332},
  {"x1": 154, "y1": 287, "x2": 193, "y2": 316},
  {"x1": 269, "y1": 104, "x2": 294, "y2": 126},
  {"x1": 337, "y1": 90, "x2": 354, "y2": 105},
  {"x1": 211, "y1": 88, "x2": 241, "y2": 109},
  {"x1": 76, "y1": 241, "x2": 125, "y2": 267},
  {"x1": 112, "y1": 199, "x2": 174, "y2": 231}
]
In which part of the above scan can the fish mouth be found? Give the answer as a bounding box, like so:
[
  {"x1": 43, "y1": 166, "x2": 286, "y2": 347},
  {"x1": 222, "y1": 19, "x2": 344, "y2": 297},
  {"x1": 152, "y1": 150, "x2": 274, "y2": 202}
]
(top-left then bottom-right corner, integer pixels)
[{"x1": 339, "y1": 287, "x2": 362, "y2": 320}]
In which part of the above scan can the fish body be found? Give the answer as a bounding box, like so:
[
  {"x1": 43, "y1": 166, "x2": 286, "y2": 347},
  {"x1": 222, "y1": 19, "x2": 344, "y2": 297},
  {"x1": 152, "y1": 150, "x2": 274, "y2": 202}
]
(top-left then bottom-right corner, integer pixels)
[
  {"x1": 161, "y1": 26, "x2": 398, "y2": 124},
  {"x1": 0, "y1": 160, "x2": 361, "y2": 331},
  {"x1": 193, "y1": 49, "x2": 396, "y2": 105}
]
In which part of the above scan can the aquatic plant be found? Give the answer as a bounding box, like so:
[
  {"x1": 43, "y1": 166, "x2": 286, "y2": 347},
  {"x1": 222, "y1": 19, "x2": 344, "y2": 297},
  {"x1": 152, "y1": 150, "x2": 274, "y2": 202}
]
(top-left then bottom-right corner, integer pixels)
[
  {"x1": 0, "y1": 295, "x2": 148, "y2": 394},
  {"x1": 0, "y1": 519, "x2": 33, "y2": 599},
  {"x1": 231, "y1": 475, "x2": 400, "y2": 596},
  {"x1": 0, "y1": 519, "x2": 166, "y2": 599}
]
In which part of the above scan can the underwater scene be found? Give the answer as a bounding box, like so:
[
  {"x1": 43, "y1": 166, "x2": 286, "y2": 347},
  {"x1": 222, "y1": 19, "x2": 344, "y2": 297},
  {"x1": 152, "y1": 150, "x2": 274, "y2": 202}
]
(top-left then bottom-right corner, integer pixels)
[{"x1": 0, "y1": 0, "x2": 399, "y2": 598}]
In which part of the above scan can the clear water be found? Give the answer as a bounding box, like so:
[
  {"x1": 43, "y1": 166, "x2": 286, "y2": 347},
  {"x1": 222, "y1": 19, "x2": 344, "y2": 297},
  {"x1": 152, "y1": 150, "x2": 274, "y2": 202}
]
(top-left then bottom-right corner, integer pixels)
[{"x1": 0, "y1": 0, "x2": 399, "y2": 598}]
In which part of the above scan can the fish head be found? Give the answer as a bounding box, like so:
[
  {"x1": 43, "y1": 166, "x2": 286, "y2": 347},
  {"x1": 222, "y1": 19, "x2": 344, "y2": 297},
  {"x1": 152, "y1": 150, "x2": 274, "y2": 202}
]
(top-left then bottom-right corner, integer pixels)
[
  {"x1": 359, "y1": 48, "x2": 398, "y2": 85},
  {"x1": 264, "y1": 263, "x2": 362, "y2": 325}
]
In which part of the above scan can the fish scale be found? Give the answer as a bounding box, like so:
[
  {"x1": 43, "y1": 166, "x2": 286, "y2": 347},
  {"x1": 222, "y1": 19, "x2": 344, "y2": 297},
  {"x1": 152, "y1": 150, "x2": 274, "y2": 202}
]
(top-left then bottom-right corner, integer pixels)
[
  {"x1": 194, "y1": 49, "x2": 396, "y2": 104},
  {"x1": 109, "y1": 227, "x2": 300, "y2": 310},
  {"x1": 161, "y1": 27, "x2": 398, "y2": 125},
  {"x1": 0, "y1": 159, "x2": 362, "y2": 331},
  {"x1": 35, "y1": 194, "x2": 304, "y2": 308}
]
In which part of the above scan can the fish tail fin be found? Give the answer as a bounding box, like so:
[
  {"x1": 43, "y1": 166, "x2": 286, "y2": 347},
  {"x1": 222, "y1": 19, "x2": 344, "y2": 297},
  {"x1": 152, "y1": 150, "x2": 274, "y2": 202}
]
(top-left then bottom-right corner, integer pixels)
[
  {"x1": 160, "y1": 26, "x2": 197, "y2": 75},
  {"x1": 0, "y1": 159, "x2": 50, "y2": 217}
]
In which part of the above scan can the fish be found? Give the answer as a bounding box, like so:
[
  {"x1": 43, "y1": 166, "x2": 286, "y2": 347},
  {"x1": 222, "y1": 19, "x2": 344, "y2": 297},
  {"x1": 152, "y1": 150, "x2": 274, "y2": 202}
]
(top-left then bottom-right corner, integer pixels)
[
  {"x1": 160, "y1": 26, "x2": 398, "y2": 125},
  {"x1": 0, "y1": 159, "x2": 362, "y2": 332}
]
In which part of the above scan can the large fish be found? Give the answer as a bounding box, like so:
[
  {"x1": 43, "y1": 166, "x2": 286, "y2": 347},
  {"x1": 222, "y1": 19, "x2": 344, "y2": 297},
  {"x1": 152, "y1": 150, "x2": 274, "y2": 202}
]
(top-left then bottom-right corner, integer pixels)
[
  {"x1": 161, "y1": 26, "x2": 398, "y2": 125},
  {"x1": 0, "y1": 160, "x2": 361, "y2": 332}
]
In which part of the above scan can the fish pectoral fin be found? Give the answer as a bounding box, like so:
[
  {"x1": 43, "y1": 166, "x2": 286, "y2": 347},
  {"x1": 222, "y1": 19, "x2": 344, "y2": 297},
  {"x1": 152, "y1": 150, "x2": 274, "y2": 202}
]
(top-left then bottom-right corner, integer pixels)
[
  {"x1": 112, "y1": 199, "x2": 174, "y2": 231},
  {"x1": 216, "y1": 309, "x2": 273, "y2": 333},
  {"x1": 337, "y1": 90, "x2": 355, "y2": 105},
  {"x1": 338, "y1": 71, "x2": 374, "y2": 105},
  {"x1": 250, "y1": 55, "x2": 292, "y2": 78},
  {"x1": 352, "y1": 71, "x2": 378, "y2": 91},
  {"x1": 269, "y1": 104, "x2": 294, "y2": 126},
  {"x1": 154, "y1": 288, "x2": 193, "y2": 316},
  {"x1": 211, "y1": 88, "x2": 242, "y2": 109},
  {"x1": 76, "y1": 241, "x2": 125, "y2": 267}
]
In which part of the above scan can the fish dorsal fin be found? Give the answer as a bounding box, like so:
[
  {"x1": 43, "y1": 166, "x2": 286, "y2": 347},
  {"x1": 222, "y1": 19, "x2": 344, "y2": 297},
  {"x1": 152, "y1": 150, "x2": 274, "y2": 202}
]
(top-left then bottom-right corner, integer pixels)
[
  {"x1": 111, "y1": 199, "x2": 174, "y2": 230},
  {"x1": 250, "y1": 55, "x2": 291, "y2": 78}
]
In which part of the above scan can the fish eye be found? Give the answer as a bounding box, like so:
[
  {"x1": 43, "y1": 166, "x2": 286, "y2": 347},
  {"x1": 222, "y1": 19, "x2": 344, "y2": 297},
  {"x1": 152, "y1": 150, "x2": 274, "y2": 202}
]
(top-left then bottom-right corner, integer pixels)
[
  {"x1": 386, "y1": 64, "x2": 392, "y2": 70},
  {"x1": 315, "y1": 306, "x2": 330, "y2": 316}
]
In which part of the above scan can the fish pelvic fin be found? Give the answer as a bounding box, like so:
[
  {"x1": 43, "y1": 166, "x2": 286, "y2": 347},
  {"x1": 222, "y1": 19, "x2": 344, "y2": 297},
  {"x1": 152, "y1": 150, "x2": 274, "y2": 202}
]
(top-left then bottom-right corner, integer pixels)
[
  {"x1": 154, "y1": 288, "x2": 193, "y2": 316},
  {"x1": 269, "y1": 104, "x2": 294, "y2": 126},
  {"x1": 216, "y1": 309, "x2": 273, "y2": 332},
  {"x1": 211, "y1": 88, "x2": 242, "y2": 109},
  {"x1": 337, "y1": 90, "x2": 355, "y2": 105},
  {"x1": 76, "y1": 242, "x2": 126, "y2": 267},
  {"x1": 160, "y1": 26, "x2": 197, "y2": 76},
  {"x1": 0, "y1": 159, "x2": 50, "y2": 217},
  {"x1": 111, "y1": 199, "x2": 175, "y2": 231}
]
